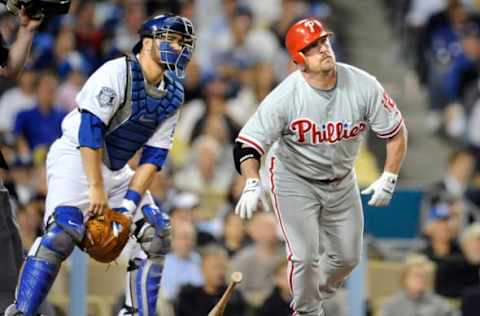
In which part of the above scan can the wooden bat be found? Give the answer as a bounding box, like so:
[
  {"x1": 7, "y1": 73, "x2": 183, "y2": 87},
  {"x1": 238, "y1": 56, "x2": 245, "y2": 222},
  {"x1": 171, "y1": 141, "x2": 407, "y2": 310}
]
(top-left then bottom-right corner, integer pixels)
[{"x1": 208, "y1": 271, "x2": 243, "y2": 316}]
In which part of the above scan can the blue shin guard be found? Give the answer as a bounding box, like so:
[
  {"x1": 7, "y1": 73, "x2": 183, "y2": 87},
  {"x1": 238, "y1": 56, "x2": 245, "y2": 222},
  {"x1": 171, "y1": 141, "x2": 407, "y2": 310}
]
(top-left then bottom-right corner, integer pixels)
[
  {"x1": 123, "y1": 204, "x2": 170, "y2": 316},
  {"x1": 13, "y1": 206, "x2": 83, "y2": 316},
  {"x1": 132, "y1": 259, "x2": 163, "y2": 316},
  {"x1": 15, "y1": 257, "x2": 59, "y2": 316}
]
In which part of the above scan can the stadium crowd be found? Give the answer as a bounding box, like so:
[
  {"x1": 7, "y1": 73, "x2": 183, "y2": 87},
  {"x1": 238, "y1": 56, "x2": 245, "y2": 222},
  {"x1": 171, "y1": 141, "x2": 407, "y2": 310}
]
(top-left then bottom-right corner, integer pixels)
[{"x1": 1, "y1": 0, "x2": 480, "y2": 315}]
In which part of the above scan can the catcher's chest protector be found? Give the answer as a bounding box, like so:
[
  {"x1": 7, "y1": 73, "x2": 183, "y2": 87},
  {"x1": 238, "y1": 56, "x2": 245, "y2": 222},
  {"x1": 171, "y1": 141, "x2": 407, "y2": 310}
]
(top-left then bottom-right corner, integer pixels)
[{"x1": 102, "y1": 55, "x2": 184, "y2": 171}]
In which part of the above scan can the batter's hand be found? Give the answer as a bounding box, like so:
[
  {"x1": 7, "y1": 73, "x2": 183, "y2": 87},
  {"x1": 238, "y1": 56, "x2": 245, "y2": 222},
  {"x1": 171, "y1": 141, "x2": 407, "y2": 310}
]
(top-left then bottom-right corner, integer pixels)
[
  {"x1": 361, "y1": 171, "x2": 398, "y2": 207},
  {"x1": 235, "y1": 178, "x2": 270, "y2": 219}
]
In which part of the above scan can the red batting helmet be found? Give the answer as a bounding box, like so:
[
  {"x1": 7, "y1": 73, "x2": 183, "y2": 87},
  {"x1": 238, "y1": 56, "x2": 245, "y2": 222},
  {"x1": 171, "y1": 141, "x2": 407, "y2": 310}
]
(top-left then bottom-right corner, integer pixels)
[{"x1": 285, "y1": 18, "x2": 332, "y2": 64}]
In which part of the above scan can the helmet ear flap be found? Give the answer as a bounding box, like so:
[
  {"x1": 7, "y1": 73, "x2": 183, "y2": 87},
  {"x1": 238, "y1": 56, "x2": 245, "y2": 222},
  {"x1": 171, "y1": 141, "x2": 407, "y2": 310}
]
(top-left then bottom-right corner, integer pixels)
[{"x1": 296, "y1": 51, "x2": 306, "y2": 64}]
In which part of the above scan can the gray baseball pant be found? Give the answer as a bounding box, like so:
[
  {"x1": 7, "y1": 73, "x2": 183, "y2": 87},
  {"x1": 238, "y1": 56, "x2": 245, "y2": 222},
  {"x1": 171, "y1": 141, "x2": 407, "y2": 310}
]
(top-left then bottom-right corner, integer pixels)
[{"x1": 266, "y1": 155, "x2": 364, "y2": 316}]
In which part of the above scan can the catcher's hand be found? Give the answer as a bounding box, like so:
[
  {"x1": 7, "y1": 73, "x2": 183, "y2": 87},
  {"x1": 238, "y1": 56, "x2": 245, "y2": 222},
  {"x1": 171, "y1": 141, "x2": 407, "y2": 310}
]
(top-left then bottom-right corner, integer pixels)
[{"x1": 80, "y1": 208, "x2": 132, "y2": 263}]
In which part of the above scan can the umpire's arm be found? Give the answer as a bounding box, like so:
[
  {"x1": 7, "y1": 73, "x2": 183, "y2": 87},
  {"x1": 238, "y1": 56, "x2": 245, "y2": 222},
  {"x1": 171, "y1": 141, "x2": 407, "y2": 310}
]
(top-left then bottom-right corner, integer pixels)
[{"x1": 0, "y1": 8, "x2": 41, "y2": 79}]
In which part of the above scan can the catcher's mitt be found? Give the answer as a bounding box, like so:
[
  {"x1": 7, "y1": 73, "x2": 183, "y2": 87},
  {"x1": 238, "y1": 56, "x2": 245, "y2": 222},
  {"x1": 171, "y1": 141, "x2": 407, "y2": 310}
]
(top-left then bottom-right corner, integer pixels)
[{"x1": 80, "y1": 208, "x2": 132, "y2": 263}]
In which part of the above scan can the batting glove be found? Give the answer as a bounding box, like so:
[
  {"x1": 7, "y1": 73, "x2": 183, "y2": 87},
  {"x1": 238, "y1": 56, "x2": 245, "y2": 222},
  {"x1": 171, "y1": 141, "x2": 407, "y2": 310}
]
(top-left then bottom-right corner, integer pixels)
[
  {"x1": 235, "y1": 178, "x2": 270, "y2": 219},
  {"x1": 361, "y1": 171, "x2": 398, "y2": 207}
]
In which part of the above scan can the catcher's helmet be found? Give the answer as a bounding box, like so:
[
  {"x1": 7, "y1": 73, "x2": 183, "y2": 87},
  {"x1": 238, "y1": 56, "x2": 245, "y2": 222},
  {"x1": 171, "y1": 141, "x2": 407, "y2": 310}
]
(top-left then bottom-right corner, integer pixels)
[
  {"x1": 133, "y1": 14, "x2": 196, "y2": 78},
  {"x1": 285, "y1": 18, "x2": 332, "y2": 64}
]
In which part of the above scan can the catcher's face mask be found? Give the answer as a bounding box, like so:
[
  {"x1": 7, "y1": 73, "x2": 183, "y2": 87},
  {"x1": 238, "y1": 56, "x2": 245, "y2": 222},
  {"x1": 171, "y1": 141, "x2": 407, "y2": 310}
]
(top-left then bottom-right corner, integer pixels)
[{"x1": 133, "y1": 14, "x2": 196, "y2": 78}]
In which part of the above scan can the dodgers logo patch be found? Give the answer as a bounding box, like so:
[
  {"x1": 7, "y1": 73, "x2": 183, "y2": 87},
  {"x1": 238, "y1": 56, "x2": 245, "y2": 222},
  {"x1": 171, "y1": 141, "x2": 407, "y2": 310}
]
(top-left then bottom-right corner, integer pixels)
[{"x1": 97, "y1": 87, "x2": 117, "y2": 107}]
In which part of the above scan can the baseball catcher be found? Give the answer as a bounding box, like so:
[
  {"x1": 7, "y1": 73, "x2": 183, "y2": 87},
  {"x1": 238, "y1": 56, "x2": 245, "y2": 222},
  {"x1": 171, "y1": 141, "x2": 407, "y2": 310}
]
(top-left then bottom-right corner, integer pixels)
[{"x1": 4, "y1": 13, "x2": 196, "y2": 316}]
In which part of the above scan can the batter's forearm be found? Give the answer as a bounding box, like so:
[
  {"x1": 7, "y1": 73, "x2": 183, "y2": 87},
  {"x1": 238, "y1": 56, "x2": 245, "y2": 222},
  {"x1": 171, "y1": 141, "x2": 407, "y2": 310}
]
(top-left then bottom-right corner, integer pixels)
[
  {"x1": 128, "y1": 163, "x2": 157, "y2": 195},
  {"x1": 384, "y1": 124, "x2": 408, "y2": 174},
  {"x1": 80, "y1": 147, "x2": 104, "y2": 188},
  {"x1": 240, "y1": 158, "x2": 261, "y2": 179}
]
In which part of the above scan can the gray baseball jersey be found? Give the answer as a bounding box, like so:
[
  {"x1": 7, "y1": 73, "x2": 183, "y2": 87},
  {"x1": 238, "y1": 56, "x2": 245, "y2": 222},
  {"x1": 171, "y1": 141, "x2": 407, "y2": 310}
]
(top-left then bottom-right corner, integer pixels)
[
  {"x1": 236, "y1": 63, "x2": 404, "y2": 315},
  {"x1": 236, "y1": 62, "x2": 403, "y2": 180}
]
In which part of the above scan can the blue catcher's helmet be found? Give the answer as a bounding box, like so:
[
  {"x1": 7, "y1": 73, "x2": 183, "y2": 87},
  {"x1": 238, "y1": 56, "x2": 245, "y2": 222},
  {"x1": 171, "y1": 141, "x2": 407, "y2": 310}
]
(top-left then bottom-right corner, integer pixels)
[{"x1": 133, "y1": 14, "x2": 196, "y2": 78}]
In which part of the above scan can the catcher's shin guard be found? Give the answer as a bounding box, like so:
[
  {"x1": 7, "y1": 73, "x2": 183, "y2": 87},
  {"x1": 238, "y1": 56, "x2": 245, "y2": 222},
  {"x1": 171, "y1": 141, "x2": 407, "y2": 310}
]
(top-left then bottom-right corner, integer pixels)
[
  {"x1": 122, "y1": 204, "x2": 171, "y2": 316},
  {"x1": 14, "y1": 206, "x2": 84, "y2": 316},
  {"x1": 14, "y1": 257, "x2": 58, "y2": 316},
  {"x1": 124, "y1": 259, "x2": 163, "y2": 316}
]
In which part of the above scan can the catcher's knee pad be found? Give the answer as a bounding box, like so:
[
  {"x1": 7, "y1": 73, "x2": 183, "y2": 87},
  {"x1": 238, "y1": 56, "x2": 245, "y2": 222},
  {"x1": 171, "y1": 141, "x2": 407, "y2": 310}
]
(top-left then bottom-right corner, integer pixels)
[
  {"x1": 135, "y1": 204, "x2": 171, "y2": 260},
  {"x1": 39, "y1": 206, "x2": 85, "y2": 262}
]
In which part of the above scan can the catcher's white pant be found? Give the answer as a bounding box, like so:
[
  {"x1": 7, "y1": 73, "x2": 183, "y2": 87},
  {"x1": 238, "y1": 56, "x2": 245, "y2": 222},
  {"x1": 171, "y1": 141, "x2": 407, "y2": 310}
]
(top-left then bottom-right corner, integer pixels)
[
  {"x1": 44, "y1": 137, "x2": 163, "y2": 315},
  {"x1": 44, "y1": 136, "x2": 154, "y2": 226}
]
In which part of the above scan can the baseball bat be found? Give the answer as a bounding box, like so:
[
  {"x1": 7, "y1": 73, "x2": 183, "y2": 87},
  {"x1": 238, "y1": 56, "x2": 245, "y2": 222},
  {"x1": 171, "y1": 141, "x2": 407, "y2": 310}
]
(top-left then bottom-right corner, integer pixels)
[{"x1": 208, "y1": 271, "x2": 243, "y2": 316}]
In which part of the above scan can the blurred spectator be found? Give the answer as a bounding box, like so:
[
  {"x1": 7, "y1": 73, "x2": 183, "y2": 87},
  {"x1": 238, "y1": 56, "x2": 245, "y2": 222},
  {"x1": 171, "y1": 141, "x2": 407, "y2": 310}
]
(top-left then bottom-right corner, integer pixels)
[
  {"x1": 417, "y1": 0, "x2": 470, "y2": 131},
  {"x1": 230, "y1": 212, "x2": 283, "y2": 307},
  {"x1": 268, "y1": 0, "x2": 308, "y2": 79},
  {"x1": 57, "y1": 69, "x2": 86, "y2": 111},
  {"x1": 190, "y1": 93, "x2": 240, "y2": 145},
  {"x1": 256, "y1": 259, "x2": 292, "y2": 316},
  {"x1": 420, "y1": 197, "x2": 463, "y2": 263},
  {"x1": 219, "y1": 210, "x2": 249, "y2": 257},
  {"x1": 435, "y1": 223, "x2": 480, "y2": 298},
  {"x1": 245, "y1": 0, "x2": 282, "y2": 28},
  {"x1": 442, "y1": 22, "x2": 480, "y2": 139},
  {"x1": 194, "y1": 0, "x2": 239, "y2": 73},
  {"x1": 73, "y1": 0, "x2": 104, "y2": 64},
  {"x1": 214, "y1": 6, "x2": 279, "y2": 90},
  {"x1": 380, "y1": 254, "x2": 454, "y2": 316},
  {"x1": 33, "y1": 27, "x2": 92, "y2": 79},
  {"x1": 169, "y1": 191, "x2": 201, "y2": 227},
  {"x1": 183, "y1": 58, "x2": 203, "y2": 103},
  {"x1": 461, "y1": 285, "x2": 480, "y2": 316},
  {"x1": 226, "y1": 174, "x2": 246, "y2": 207},
  {"x1": 175, "y1": 245, "x2": 246, "y2": 316},
  {"x1": 226, "y1": 62, "x2": 277, "y2": 126},
  {"x1": 161, "y1": 220, "x2": 204, "y2": 301},
  {"x1": 174, "y1": 135, "x2": 235, "y2": 199},
  {"x1": 169, "y1": 191, "x2": 217, "y2": 246},
  {"x1": 444, "y1": 22, "x2": 480, "y2": 105},
  {"x1": 0, "y1": 68, "x2": 36, "y2": 134},
  {"x1": 420, "y1": 148, "x2": 479, "y2": 230},
  {"x1": 269, "y1": 0, "x2": 309, "y2": 48},
  {"x1": 12, "y1": 71, "x2": 67, "y2": 157},
  {"x1": 176, "y1": 75, "x2": 237, "y2": 145},
  {"x1": 406, "y1": 0, "x2": 448, "y2": 29},
  {"x1": 149, "y1": 170, "x2": 176, "y2": 209},
  {"x1": 16, "y1": 199, "x2": 43, "y2": 253},
  {"x1": 109, "y1": 0, "x2": 146, "y2": 56}
]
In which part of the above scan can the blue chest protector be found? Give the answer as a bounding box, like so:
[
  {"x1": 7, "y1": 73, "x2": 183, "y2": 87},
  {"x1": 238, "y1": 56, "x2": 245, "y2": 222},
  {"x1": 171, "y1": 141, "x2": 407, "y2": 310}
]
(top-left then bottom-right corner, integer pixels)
[{"x1": 102, "y1": 55, "x2": 184, "y2": 171}]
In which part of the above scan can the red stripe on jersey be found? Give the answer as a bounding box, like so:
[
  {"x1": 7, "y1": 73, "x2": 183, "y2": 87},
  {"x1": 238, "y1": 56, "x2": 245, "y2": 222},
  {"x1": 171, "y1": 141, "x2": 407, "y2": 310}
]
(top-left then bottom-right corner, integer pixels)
[
  {"x1": 376, "y1": 118, "x2": 404, "y2": 139},
  {"x1": 236, "y1": 135, "x2": 266, "y2": 155}
]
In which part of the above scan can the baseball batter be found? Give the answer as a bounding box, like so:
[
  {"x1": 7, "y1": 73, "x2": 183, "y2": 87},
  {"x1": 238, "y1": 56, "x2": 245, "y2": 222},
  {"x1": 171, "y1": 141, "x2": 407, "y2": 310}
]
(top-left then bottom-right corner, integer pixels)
[
  {"x1": 233, "y1": 19, "x2": 407, "y2": 315},
  {"x1": 4, "y1": 14, "x2": 196, "y2": 316}
]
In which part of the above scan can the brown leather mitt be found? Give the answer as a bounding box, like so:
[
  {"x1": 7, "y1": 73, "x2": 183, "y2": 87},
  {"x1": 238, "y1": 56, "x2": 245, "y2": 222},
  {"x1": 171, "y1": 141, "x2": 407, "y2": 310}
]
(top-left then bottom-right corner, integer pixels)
[{"x1": 80, "y1": 208, "x2": 132, "y2": 263}]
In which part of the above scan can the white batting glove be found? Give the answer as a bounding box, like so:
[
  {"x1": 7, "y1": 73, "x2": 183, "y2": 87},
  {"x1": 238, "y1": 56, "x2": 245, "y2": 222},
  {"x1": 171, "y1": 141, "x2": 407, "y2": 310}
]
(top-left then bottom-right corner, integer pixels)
[
  {"x1": 361, "y1": 171, "x2": 398, "y2": 207},
  {"x1": 235, "y1": 178, "x2": 270, "y2": 219}
]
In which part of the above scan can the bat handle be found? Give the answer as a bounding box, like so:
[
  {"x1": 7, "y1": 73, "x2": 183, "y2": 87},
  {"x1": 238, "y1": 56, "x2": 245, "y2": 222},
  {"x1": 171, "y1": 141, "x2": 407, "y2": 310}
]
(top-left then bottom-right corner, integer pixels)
[{"x1": 208, "y1": 272, "x2": 243, "y2": 316}]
